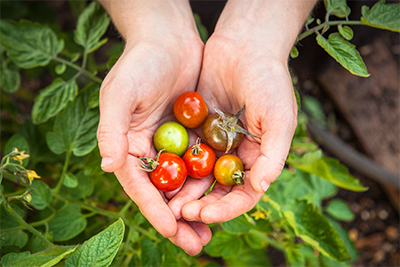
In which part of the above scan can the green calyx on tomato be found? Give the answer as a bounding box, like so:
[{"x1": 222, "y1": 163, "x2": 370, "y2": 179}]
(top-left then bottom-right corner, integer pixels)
[
  {"x1": 203, "y1": 101, "x2": 261, "y2": 153},
  {"x1": 137, "y1": 149, "x2": 163, "y2": 172},
  {"x1": 153, "y1": 121, "x2": 189, "y2": 157},
  {"x1": 183, "y1": 137, "x2": 216, "y2": 179}
]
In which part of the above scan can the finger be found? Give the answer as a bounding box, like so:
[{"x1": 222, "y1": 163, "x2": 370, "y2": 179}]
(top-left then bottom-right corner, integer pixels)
[
  {"x1": 181, "y1": 183, "x2": 232, "y2": 221},
  {"x1": 187, "y1": 221, "x2": 212, "y2": 246},
  {"x1": 97, "y1": 77, "x2": 136, "y2": 172},
  {"x1": 250, "y1": 110, "x2": 297, "y2": 193},
  {"x1": 115, "y1": 155, "x2": 177, "y2": 238},
  {"x1": 168, "y1": 175, "x2": 215, "y2": 220},
  {"x1": 168, "y1": 220, "x2": 207, "y2": 256},
  {"x1": 199, "y1": 174, "x2": 263, "y2": 223}
]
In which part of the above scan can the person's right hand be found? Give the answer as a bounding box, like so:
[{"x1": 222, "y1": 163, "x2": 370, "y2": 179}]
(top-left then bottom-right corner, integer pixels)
[{"x1": 96, "y1": 0, "x2": 211, "y2": 255}]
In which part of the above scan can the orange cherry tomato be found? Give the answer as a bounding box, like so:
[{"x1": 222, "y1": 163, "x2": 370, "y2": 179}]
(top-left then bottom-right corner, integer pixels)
[
  {"x1": 214, "y1": 154, "x2": 245, "y2": 186},
  {"x1": 173, "y1": 91, "x2": 208, "y2": 128}
]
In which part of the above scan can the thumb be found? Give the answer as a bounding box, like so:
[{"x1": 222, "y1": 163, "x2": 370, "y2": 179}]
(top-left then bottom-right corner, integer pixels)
[
  {"x1": 250, "y1": 116, "x2": 297, "y2": 193},
  {"x1": 97, "y1": 83, "x2": 133, "y2": 172}
]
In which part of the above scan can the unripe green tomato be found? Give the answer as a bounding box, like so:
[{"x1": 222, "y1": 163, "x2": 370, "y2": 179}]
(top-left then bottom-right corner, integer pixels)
[{"x1": 153, "y1": 121, "x2": 189, "y2": 157}]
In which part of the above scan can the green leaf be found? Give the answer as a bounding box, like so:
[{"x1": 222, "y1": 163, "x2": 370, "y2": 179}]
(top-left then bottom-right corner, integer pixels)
[
  {"x1": 140, "y1": 238, "x2": 162, "y2": 267},
  {"x1": 60, "y1": 171, "x2": 94, "y2": 199},
  {"x1": 0, "y1": 61, "x2": 20, "y2": 93},
  {"x1": 316, "y1": 33, "x2": 369, "y2": 77},
  {"x1": 1, "y1": 246, "x2": 76, "y2": 267},
  {"x1": 284, "y1": 200, "x2": 350, "y2": 262},
  {"x1": 361, "y1": 0, "x2": 400, "y2": 32},
  {"x1": 325, "y1": 199, "x2": 355, "y2": 222},
  {"x1": 194, "y1": 13, "x2": 208, "y2": 43},
  {"x1": 88, "y1": 89, "x2": 100, "y2": 108},
  {"x1": 55, "y1": 63, "x2": 66, "y2": 75},
  {"x1": 65, "y1": 218, "x2": 124, "y2": 267},
  {"x1": 0, "y1": 204, "x2": 24, "y2": 229},
  {"x1": 285, "y1": 245, "x2": 306, "y2": 267},
  {"x1": 48, "y1": 204, "x2": 87, "y2": 241},
  {"x1": 84, "y1": 147, "x2": 104, "y2": 175},
  {"x1": 46, "y1": 86, "x2": 99, "y2": 156},
  {"x1": 291, "y1": 153, "x2": 368, "y2": 192},
  {"x1": 74, "y1": 1, "x2": 110, "y2": 53},
  {"x1": 324, "y1": 0, "x2": 350, "y2": 18},
  {"x1": 63, "y1": 172, "x2": 78, "y2": 188},
  {"x1": 0, "y1": 20, "x2": 64, "y2": 68},
  {"x1": 0, "y1": 230, "x2": 28, "y2": 249},
  {"x1": 32, "y1": 79, "x2": 78, "y2": 124},
  {"x1": 224, "y1": 245, "x2": 271, "y2": 266},
  {"x1": 28, "y1": 180, "x2": 52, "y2": 210},
  {"x1": 4, "y1": 134, "x2": 30, "y2": 167},
  {"x1": 221, "y1": 215, "x2": 251, "y2": 234},
  {"x1": 338, "y1": 25, "x2": 354, "y2": 40},
  {"x1": 204, "y1": 230, "x2": 244, "y2": 258},
  {"x1": 244, "y1": 230, "x2": 267, "y2": 249}
]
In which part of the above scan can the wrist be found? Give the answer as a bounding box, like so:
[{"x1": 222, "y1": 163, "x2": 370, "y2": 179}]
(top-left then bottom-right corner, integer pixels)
[{"x1": 213, "y1": 0, "x2": 317, "y2": 59}]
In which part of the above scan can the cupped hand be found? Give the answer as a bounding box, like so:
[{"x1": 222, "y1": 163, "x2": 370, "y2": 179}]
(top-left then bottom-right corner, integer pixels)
[
  {"x1": 169, "y1": 33, "x2": 298, "y2": 224},
  {"x1": 97, "y1": 34, "x2": 212, "y2": 254}
]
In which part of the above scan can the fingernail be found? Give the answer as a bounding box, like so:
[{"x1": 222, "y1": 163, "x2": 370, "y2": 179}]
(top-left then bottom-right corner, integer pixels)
[
  {"x1": 101, "y1": 157, "x2": 113, "y2": 168},
  {"x1": 261, "y1": 180, "x2": 270, "y2": 192}
]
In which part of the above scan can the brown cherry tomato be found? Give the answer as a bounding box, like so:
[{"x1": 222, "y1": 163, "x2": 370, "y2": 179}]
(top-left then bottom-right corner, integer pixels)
[
  {"x1": 173, "y1": 91, "x2": 208, "y2": 128},
  {"x1": 213, "y1": 154, "x2": 245, "y2": 186},
  {"x1": 202, "y1": 113, "x2": 244, "y2": 152},
  {"x1": 183, "y1": 138, "x2": 216, "y2": 178}
]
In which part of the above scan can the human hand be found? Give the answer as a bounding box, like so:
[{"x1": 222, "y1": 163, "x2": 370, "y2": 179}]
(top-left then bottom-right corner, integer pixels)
[
  {"x1": 169, "y1": 0, "x2": 316, "y2": 224},
  {"x1": 97, "y1": 0, "x2": 211, "y2": 255}
]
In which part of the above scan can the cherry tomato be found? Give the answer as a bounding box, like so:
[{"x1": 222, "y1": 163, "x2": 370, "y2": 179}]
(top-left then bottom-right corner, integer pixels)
[
  {"x1": 173, "y1": 91, "x2": 208, "y2": 128},
  {"x1": 214, "y1": 154, "x2": 245, "y2": 186},
  {"x1": 153, "y1": 121, "x2": 189, "y2": 157},
  {"x1": 149, "y1": 152, "x2": 187, "y2": 191},
  {"x1": 202, "y1": 113, "x2": 244, "y2": 152},
  {"x1": 183, "y1": 138, "x2": 216, "y2": 178}
]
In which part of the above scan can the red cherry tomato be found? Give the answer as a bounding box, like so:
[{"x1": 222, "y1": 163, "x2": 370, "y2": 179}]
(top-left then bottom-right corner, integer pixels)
[
  {"x1": 173, "y1": 91, "x2": 208, "y2": 128},
  {"x1": 149, "y1": 152, "x2": 187, "y2": 191},
  {"x1": 183, "y1": 138, "x2": 216, "y2": 178},
  {"x1": 214, "y1": 154, "x2": 245, "y2": 186}
]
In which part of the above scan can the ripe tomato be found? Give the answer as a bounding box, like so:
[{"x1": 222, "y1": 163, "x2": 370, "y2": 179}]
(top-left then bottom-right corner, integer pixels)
[
  {"x1": 173, "y1": 91, "x2": 208, "y2": 128},
  {"x1": 202, "y1": 113, "x2": 244, "y2": 152},
  {"x1": 214, "y1": 154, "x2": 245, "y2": 186},
  {"x1": 149, "y1": 152, "x2": 187, "y2": 191},
  {"x1": 183, "y1": 138, "x2": 216, "y2": 178},
  {"x1": 153, "y1": 121, "x2": 189, "y2": 157}
]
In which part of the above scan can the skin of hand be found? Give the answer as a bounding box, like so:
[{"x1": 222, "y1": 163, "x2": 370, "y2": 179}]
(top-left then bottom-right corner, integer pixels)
[
  {"x1": 96, "y1": 0, "x2": 212, "y2": 255},
  {"x1": 168, "y1": 0, "x2": 318, "y2": 224}
]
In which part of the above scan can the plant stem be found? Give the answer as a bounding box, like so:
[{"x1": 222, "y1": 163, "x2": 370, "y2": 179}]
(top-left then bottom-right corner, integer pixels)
[
  {"x1": 52, "y1": 56, "x2": 102, "y2": 84},
  {"x1": 297, "y1": 20, "x2": 363, "y2": 42},
  {"x1": 53, "y1": 151, "x2": 71, "y2": 194},
  {"x1": 4, "y1": 202, "x2": 55, "y2": 248},
  {"x1": 118, "y1": 200, "x2": 133, "y2": 216}
]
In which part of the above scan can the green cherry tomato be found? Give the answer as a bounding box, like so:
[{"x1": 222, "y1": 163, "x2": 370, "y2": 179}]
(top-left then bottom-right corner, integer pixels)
[{"x1": 153, "y1": 121, "x2": 189, "y2": 157}]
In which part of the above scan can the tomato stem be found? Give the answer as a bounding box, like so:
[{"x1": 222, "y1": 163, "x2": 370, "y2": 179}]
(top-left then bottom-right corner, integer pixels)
[{"x1": 136, "y1": 149, "x2": 164, "y2": 172}]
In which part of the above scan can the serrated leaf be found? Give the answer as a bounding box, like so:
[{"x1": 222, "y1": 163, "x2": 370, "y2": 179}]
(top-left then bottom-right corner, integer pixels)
[
  {"x1": 29, "y1": 180, "x2": 52, "y2": 210},
  {"x1": 0, "y1": 61, "x2": 20, "y2": 93},
  {"x1": 338, "y1": 25, "x2": 354, "y2": 40},
  {"x1": 324, "y1": 0, "x2": 350, "y2": 18},
  {"x1": 361, "y1": 0, "x2": 400, "y2": 32},
  {"x1": 46, "y1": 86, "x2": 99, "y2": 156},
  {"x1": 1, "y1": 246, "x2": 76, "y2": 267},
  {"x1": 292, "y1": 155, "x2": 367, "y2": 192},
  {"x1": 63, "y1": 172, "x2": 78, "y2": 188},
  {"x1": 316, "y1": 33, "x2": 369, "y2": 77},
  {"x1": 32, "y1": 79, "x2": 78, "y2": 124},
  {"x1": 0, "y1": 20, "x2": 64, "y2": 68},
  {"x1": 325, "y1": 199, "x2": 355, "y2": 222},
  {"x1": 284, "y1": 200, "x2": 350, "y2": 262},
  {"x1": 65, "y1": 218, "x2": 124, "y2": 267},
  {"x1": 74, "y1": 1, "x2": 110, "y2": 53},
  {"x1": 48, "y1": 204, "x2": 87, "y2": 241},
  {"x1": 204, "y1": 230, "x2": 244, "y2": 257}
]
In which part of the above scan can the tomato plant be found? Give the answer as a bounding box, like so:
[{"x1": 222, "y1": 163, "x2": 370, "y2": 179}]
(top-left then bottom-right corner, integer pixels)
[
  {"x1": 203, "y1": 102, "x2": 260, "y2": 153},
  {"x1": 153, "y1": 121, "x2": 189, "y2": 157},
  {"x1": 173, "y1": 91, "x2": 208, "y2": 128},
  {"x1": 183, "y1": 138, "x2": 216, "y2": 178},
  {"x1": 213, "y1": 154, "x2": 245, "y2": 186}
]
